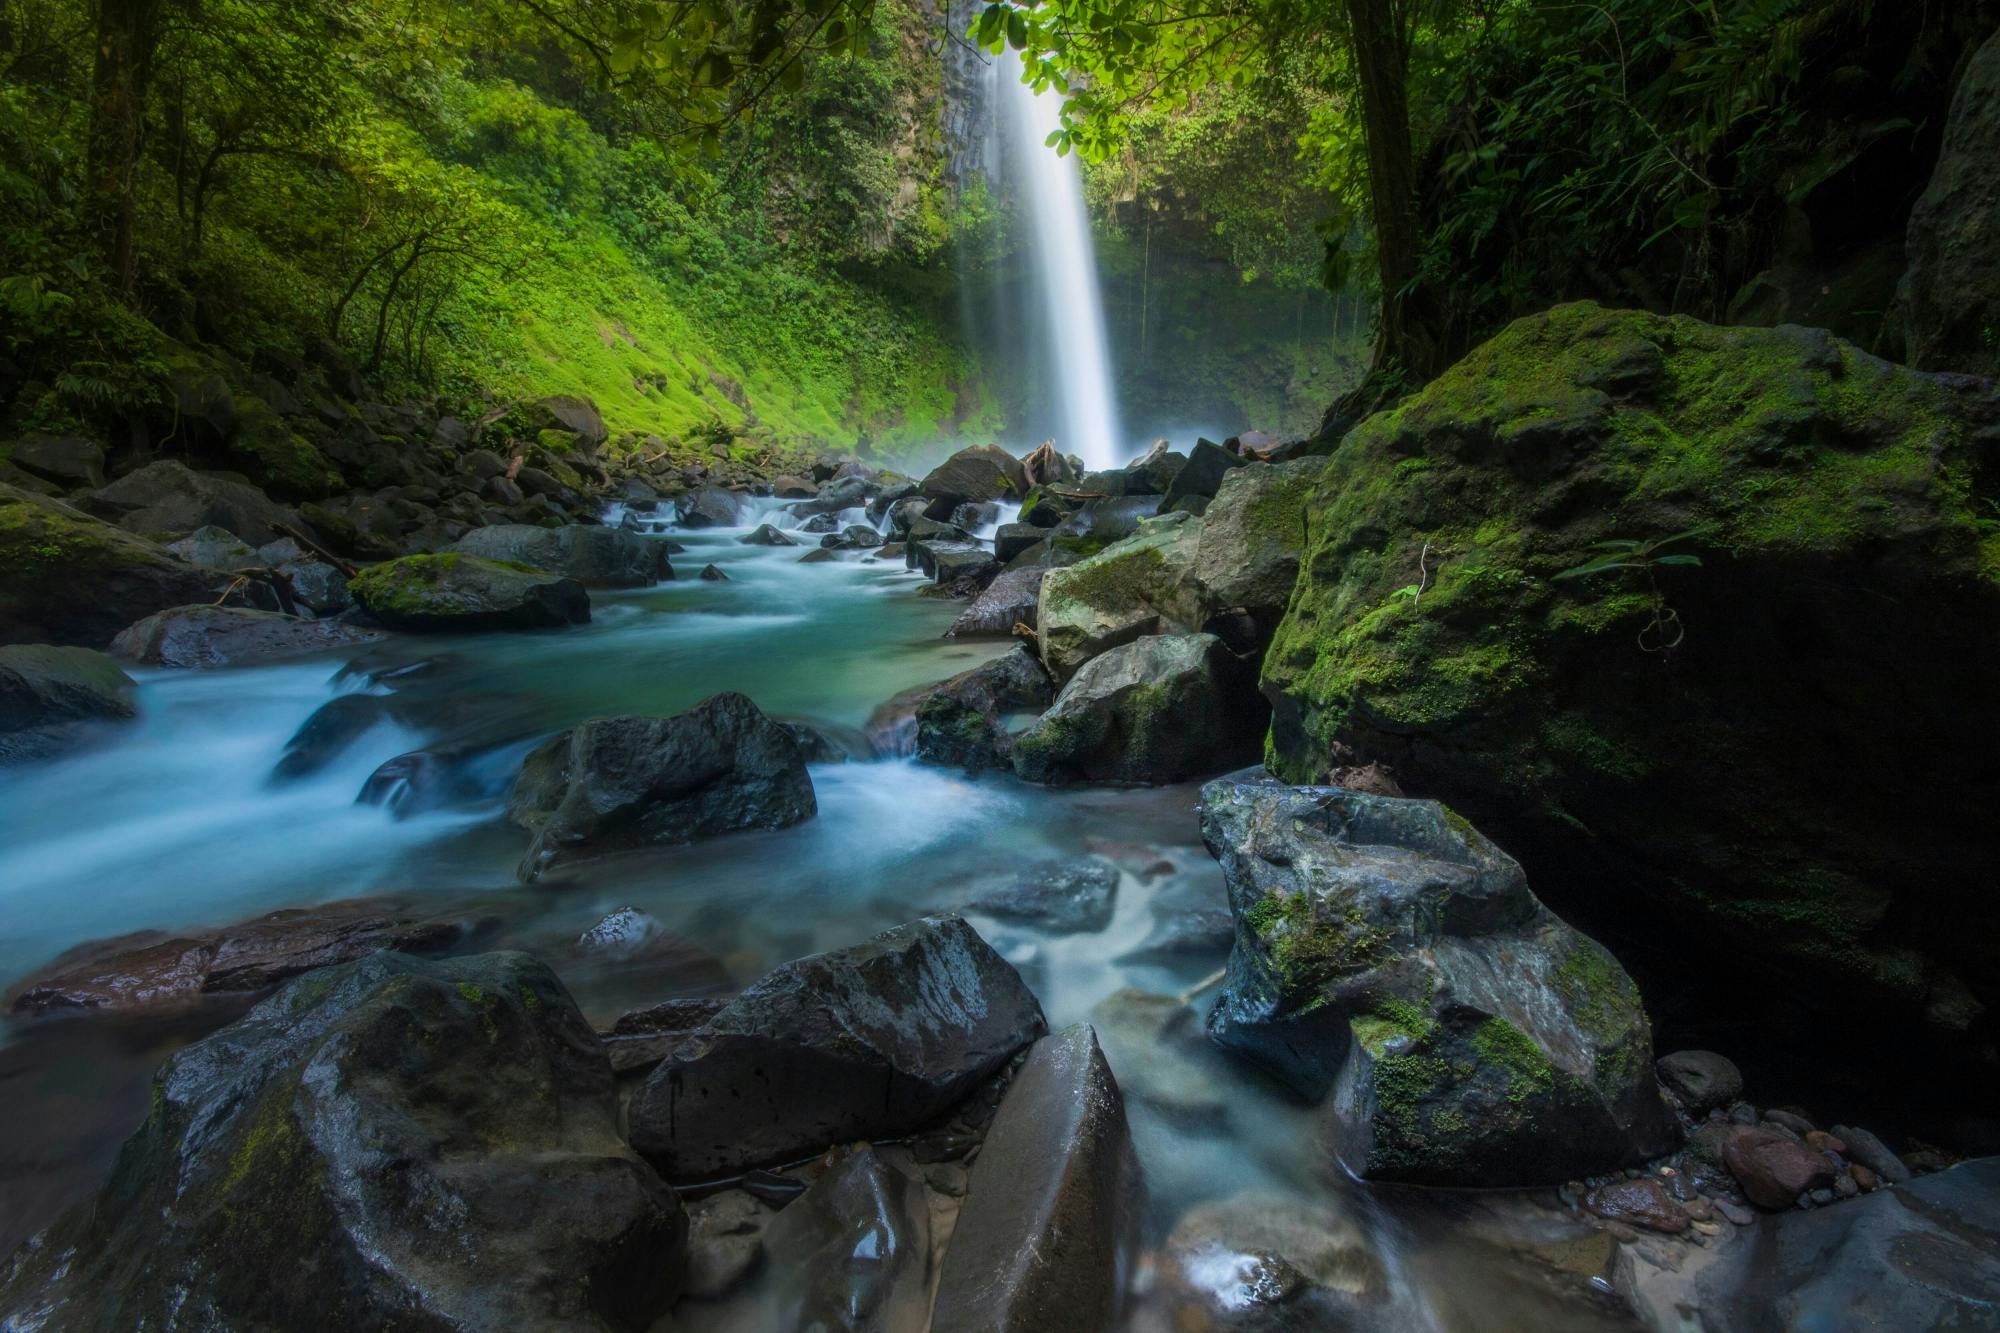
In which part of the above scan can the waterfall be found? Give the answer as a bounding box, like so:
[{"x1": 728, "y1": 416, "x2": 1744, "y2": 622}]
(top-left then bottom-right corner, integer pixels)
[{"x1": 992, "y1": 50, "x2": 1125, "y2": 473}]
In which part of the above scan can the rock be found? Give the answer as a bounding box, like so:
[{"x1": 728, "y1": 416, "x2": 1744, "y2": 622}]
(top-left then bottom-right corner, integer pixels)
[
  {"x1": 1089, "y1": 988, "x2": 1233, "y2": 1128},
  {"x1": 1162, "y1": 437, "x2": 1248, "y2": 510},
  {"x1": 268, "y1": 693, "x2": 391, "y2": 781},
  {"x1": 739, "y1": 522, "x2": 796, "y2": 547},
  {"x1": 883, "y1": 495, "x2": 929, "y2": 535},
  {"x1": 460, "y1": 448, "x2": 507, "y2": 481},
  {"x1": 771, "y1": 474, "x2": 818, "y2": 498},
  {"x1": 1656, "y1": 1050, "x2": 1745, "y2": 1114},
  {"x1": 1012, "y1": 633, "x2": 1265, "y2": 786},
  {"x1": 356, "y1": 744, "x2": 494, "y2": 819},
  {"x1": 1191, "y1": 458, "x2": 1319, "y2": 624},
  {"x1": 681, "y1": 1190, "x2": 769, "y2": 1300},
  {"x1": 797, "y1": 547, "x2": 835, "y2": 564},
  {"x1": 1720, "y1": 1125, "x2": 1839, "y2": 1210},
  {"x1": 109, "y1": 605, "x2": 379, "y2": 668},
  {"x1": 628, "y1": 915, "x2": 1045, "y2": 1178},
  {"x1": 1764, "y1": 1108, "x2": 1815, "y2": 1136},
  {"x1": 700, "y1": 563, "x2": 729, "y2": 581},
  {"x1": 226, "y1": 396, "x2": 345, "y2": 498},
  {"x1": 1156, "y1": 1192, "x2": 1385, "y2": 1331},
  {"x1": 86, "y1": 459, "x2": 301, "y2": 545},
  {"x1": 1831, "y1": 1124, "x2": 1912, "y2": 1184},
  {"x1": 575, "y1": 906, "x2": 668, "y2": 961},
  {"x1": 484, "y1": 474, "x2": 525, "y2": 506},
  {"x1": 1125, "y1": 441, "x2": 1189, "y2": 496},
  {"x1": 1036, "y1": 510, "x2": 1204, "y2": 683},
  {"x1": 277, "y1": 558, "x2": 350, "y2": 615},
  {"x1": 902, "y1": 646, "x2": 1053, "y2": 771},
  {"x1": 1585, "y1": 1178, "x2": 1690, "y2": 1234},
  {"x1": 1, "y1": 485, "x2": 223, "y2": 647},
  {"x1": 992, "y1": 521, "x2": 1044, "y2": 564},
  {"x1": 968, "y1": 856, "x2": 1121, "y2": 933},
  {"x1": 1202, "y1": 776, "x2": 1679, "y2": 1185},
  {"x1": 164, "y1": 524, "x2": 261, "y2": 569},
  {"x1": 907, "y1": 538, "x2": 999, "y2": 589},
  {"x1": 944, "y1": 565, "x2": 1045, "y2": 639},
  {"x1": 918, "y1": 443, "x2": 1029, "y2": 512},
  {"x1": 507, "y1": 692, "x2": 815, "y2": 881},
  {"x1": 1020, "y1": 440, "x2": 1077, "y2": 486},
  {"x1": 820, "y1": 524, "x2": 883, "y2": 550},
  {"x1": 1899, "y1": 29, "x2": 2000, "y2": 377},
  {"x1": 757, "y1": 1146, "x2": 932, "y2": 1330},
  {"x1": 603, "y1": 997, "x2": 735, "y2": 1075},
  {"x1": 349, "y1": 552, "x2": 589, "y2": 631},
  {"x1": 300, "y1": 492, "x2": 428, "y2": 559},
  {"x1": 931, "y1": 1024, "x2": 1144, "y2": 1332},
  {"x1": 7, "y1": 434, "x2": 106, "y2": 490},
  {"x1": 1259, "y1": 303, "x2": 2000, "y2": 1056},
  {"x1": 0, "y1": 644, "x2": 136, "y2": 763},
  {"x1": 952, "y1": 499, "x2": 1003, "y2": 531},
  {"x1": 5, "y1": 897, "x2": 474, "y2": 1016},
  {"x1": 452, "y1": 523, "x2": 671, "y2": 587},
  {"x1": 677, "y1": 486, "x2": 744, "y2": 528},
  {"x1": 524, "y1": 393, "x2": 609, "y2": 450},
  {"x1": 0, "y1": 952, "x2": 687, "y2": 1328},
  {"x1": 1115, "y1": 901, "x2": 1237, "y2": 965}
]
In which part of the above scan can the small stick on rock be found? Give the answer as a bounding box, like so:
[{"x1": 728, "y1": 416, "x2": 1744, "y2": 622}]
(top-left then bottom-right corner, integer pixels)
[{"x1": 273, "y1": 523, "x2": 358, "y2": 579}]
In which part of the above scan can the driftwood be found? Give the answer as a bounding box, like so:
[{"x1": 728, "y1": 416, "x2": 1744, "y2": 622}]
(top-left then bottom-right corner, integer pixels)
[
  {"x1": 1044, "y1": 487, "x2": 1109, "y2": 501},
  {"x1": 273, "y1": 523, "x2": 358, "y2": 579},
  {"x1": 209, "y1": 566, "x2": 301, "y2": 617}
]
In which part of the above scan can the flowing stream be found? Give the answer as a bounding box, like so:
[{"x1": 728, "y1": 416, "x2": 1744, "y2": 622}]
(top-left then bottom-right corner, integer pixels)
[{"x1": 0, "y1": 510, "x2": 1640, "y2": 1328}]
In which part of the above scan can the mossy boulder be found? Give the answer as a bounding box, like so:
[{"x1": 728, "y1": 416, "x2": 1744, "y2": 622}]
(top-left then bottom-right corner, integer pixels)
[
  {"x1": 1201, "y1": 777, "x2": 1678, "y2": 1186},
  {"x1": 349, "y1": 552, "x2": 589, "y2": 631},
  {"x1": 225, "y1": 397, "x2": 345, "y2": 499},
  {"x1": 0, "y1": 485, "x2": 222, "y2": 647},
  {"x1": 917, "y1": 443, "x2": 1029, "y2": 514},
  {"x1": 87, "y1": 459, "x2": 303, "y2": 546},
  {"x1": 109, "y1": 605, "x2": 380, "y2": 668},
  {"x1": 1192, "y1": 457, "x2": 1320, "y2": 623},
  {"x1": 1261, "y1": 303, "x2": 2000, "y2": 1051},
  {"x1": 0, "y1": 643, "x2": 135, "y2": 763},
  {"x1": 1035, "y1": 511, "x2": 1206, "y2": 683},
  {"x1": 452, "y1": 523, "x2": 671, "y2": 587},
  {"x1": 0, "y1": 950, "x2": 687, "y2": 1329}
]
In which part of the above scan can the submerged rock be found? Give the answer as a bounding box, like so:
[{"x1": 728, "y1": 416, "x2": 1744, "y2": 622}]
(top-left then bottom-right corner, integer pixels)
[
  {"x1": 1201, "y1": 776, "x2": 1678, "y2": 1185},
  {"x1": 757, "y1": 1146, "x2": 933, "y2": 1331},
  {"x1": 1155, "y1": 1191, "x2": 1386, "y2": 1331},
  {"x1": 0, "y1": 951, "x2": 687, "y2": 1330},
  {"x1": 1012, "y1": 633, "x2": 1265, "y2": 786},
  {"x1": 0, "y1": 644, "x2": 135, "y2": 763},
  {"x1": 627, "y1": 915, "x2": 1045, "y2": 1178},
  {"x1": 349, "y1": 552, "x2": 589, "y2": 631},
  {"x1": 967, "y1": 855, "x2": 1121, "y2": 933},
  {"x1": 109, "y1": 605, "x2": 380, "y2": 668},
  {"x1": 508, "y1": 692, "x2": 816, "y2": 882},
  {"x1": 453, "y1": 523, "x2": 671, "y2": 587},
  {"x1": 931, "y1": 1024, "x2": 1144, "y2": 1332},
  {"x1": 1, "y1": 484, "x2": 222, "y2": 647}
]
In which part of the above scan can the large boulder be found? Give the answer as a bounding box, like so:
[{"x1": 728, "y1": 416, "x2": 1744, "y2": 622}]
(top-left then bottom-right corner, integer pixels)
[
  {"x1": 1201, "y1": 776, "x2": 1678, "y2": 1185},
  {"x1": 755, "y1": 1146, "x2": 934, "y2": 1330},
  {"x1": 523, "y1": 393, "x2": 610, "y2": 451},
  {"x1": 907, "y1": 646, "x2": 1054, "y2": 771},
  {"x1": 7, "y1": 897, "x2": 475, "y2": 1015},
  {"x1": 452, "y1": 523, "x2": 670, "y2": 587},
  {"x1": 507, "y1": 692, "x2": 815, "y2": 882},
  {"x1": 1036, "y1": 510, "x2": 1205, "y2": 683},
  {"x1": 1192, "y1": 457, "x2": 1320, "y2": 624},
  {"x1": 676, "y1": 486, "x2": 744, "y2": 528},
  {"x1": 0, "y1": 485, "x2": 221, "y2": 646},
  {"x1": 627, "y1": 915, "x2": 1046, "y2": 1178},
  {"x1": 945, "y1": 566, "x2": 1045, "y2": 638},
  {"x1": 85, "y1": 459, "x2": 301, "y2": 545},
  {"x1": 1899, "y1": 29, "x2": 2000, "y2": 377},
  {"x1": 1162, "y1": 437, "x2": 1248, "y2": 510},
  {"x1": 349, "y1": 552, "x2": 589, "y2": 631},
  {"x1": 165, "y1": 524, "x2": 261, "y2": 569},
  {"x1": 0, "y1": 644, "x2": 135, "y2": 763},
  {"x1": 109, "y1": 605, "x2": 380, "y2": 668},
  {"x1": 6, "y1": 434, "x2": 106, "y2": 491},
  {"x1": 918, "y1": 443, "x2": 1029, "y2": 513},
  {"x1": 226, "y1": 396, "x2": 345, "y2": 498},
  {"x1": 1012, "y1": 633, "x2": 1264, "y2": 786},
  {"x1": 1260, "y1": 303, "x2": 2000, "y2": 1058},
  {"x1": 931, "y1": 1024, "x2": 1144, "y2": 1332},
  {"x1": 0, "y1": 951, "x2": 687, "y2": 1330}
]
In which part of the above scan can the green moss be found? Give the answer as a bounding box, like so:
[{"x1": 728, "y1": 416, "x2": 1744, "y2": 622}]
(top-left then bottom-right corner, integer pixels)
[
  {"x1": 455, "y1": 981, "x2": 486, "y2": 1004},
  {"x1": 1470, "y1": 1017, "x2": 1556, "y2": 1104},
  {"x1": 1245, "y1": 890, "x2": 1386, "y2": 993}
]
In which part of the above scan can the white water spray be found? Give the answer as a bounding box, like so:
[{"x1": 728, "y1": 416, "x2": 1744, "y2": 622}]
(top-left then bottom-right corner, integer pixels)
[{"x1": 994, "y1": 50, "x2": 1124, "y2": 472}]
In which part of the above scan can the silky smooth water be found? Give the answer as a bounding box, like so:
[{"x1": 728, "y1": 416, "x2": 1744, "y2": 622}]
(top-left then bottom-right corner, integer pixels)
[{"x1": 0, "y1": 514, "x2": 1637, "y2": 1329}]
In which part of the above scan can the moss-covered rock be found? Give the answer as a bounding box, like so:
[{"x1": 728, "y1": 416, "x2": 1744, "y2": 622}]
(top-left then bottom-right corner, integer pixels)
[
  {"x1": 1262, "y1": 303, "x2": 2000, "y2": 1047},
  {"x1": 0, "y1": 485, "x2": 223, "y2": 647},
  {"x1": 0, "y1": 643, "x2": 135, "y2": 763},
  {"x1": 349, "y1": 552, "x2": 589, "y2": 631},
  {"x1": 226, "y1": 397, "x2": 345, "y2": 499},
  {"x1": 1201, "y1": 777, "x2": 1678, "y2": 1186},
  {"x1": 1035, "y1": 511, "x2": 1206, "y2": 683}
]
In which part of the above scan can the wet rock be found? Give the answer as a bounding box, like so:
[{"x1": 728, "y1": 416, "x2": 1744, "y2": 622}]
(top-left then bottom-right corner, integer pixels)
[
  {"x1": 1, "y1": 485, "x2": 223, "y2": 647},
  {"x1": 700, "y1": 563, "x2": 729, "y2": 581},
  {"x1": 6, "y1": 897, "x2": 474, "y2": 1015},
  {"x1": 681, "y1": 1190, "x2": 770, "y2": 1300},
  {"x1": 740, "y1": 522, "x2": 797, "y2": 547},
  {"x1": 1899, "y1": 29, "x2": 2000, "y2": 377},
  {"x1": 603, "y1": 996, "x2": 734, "y2": 1075},
  {"x1": 508, "y1": 692, "x2": 816, "y2": 882},
  {"x1": 0, "y1": 644, "x2": 136, "y2": 763},
  {"x1": 1201, "y1": 777, "x2": 1680, "y2": 1185},
  {"x1": 349, "y1": 552, "x2": 589, "y2": 631},
  {"x1": 269, "y1": 692, "x2": 390, "y2": 781},
  {"x1": 918, "y1": 443, "x2": 1029, "y2": 512},
  {"x1": 893, "y1": 645, "x2": 1052, "y2": 770},
  {"x1": 882, "y1": 495, "x2": 929, "y2": 536},
  {"x1": 277, "y1": 558, "x2": 350, "y2": 615},
  {"x1": 1162, "y1": 437, "x2": 1249, "y2": 510},
  {"x1": 906, "y1": 514, "x2": 972, "y2": 544},
  {"x1": 1089, "y1": 988, "x2": 1232, "y2": 1128},
  {"x1": 575, "y1": 906, "x2": 668, "y2": 961},
  {"x1": 628, "y1": 915, "x2": 1046, "y2": 1178},
  {"x1": 968, "y1": 855, "x2": 1120, "y2": 933},
  {"x1": 1657, "y1": 1050, "x2": 1745, "y2": 1115},
  {"x1": 86, "y1": 459, "x2": 302, "y2": 545},
  {"x1": 1191, "y1": 458, "x2": 1319, "y2": 625},
  {"x1": 6, "y1": 433, "x2": 105, "y2": 491},
  {"x1": 944, "y1": 566, "x2": 1044, "y2": 639},
  {"x1": 1125, "y1": 440, "x2": 1189, "y2": 496},
  {"x1": 781, "y1": 719, "x2": 875, "y2": 763},
  {"x1": 452, "y1": 523, "x2": 671, "y2": 587},
  {"x1": 356, "y1": 744, "x2": 501, "y2": 818},
  {"x1": 677, "y1": 486, "x2": 744, "y2": 528},
  {"x1": 1012, "y1": 633, "x2": 1265, "y2": 786},
  {"x1": 758, "y1": 1146, "x2": 933, "y2": 1330},
  {"x1": 932, "y1": 1024, "x2": 1144, "y2": 1332},
  {"x1": 165, "y1": 524, "x2": 261, "y2": 569},
  {"x1": 1115, "y1": 901, "x2": 1237, "y2": 965},
  {"x1": 1585, "y1": 1178, "x2": 1690, "y2": 1234},
  {"x1": 797, "y1": 547, "x2": 835, "y2": 564},
  {"x1": 1155, "y1": 1192, "x2": 1385, "y2": 1332},
  {"x1": 908, "y1": 538, "x2": 999, "y2": 588},
  {"x1": 0, "y1": 952, "x2": 687, "y2": 1328},
  {"x1": 952, "y1": 499, "x2": 1002, "y2": 531},
  {"x1": 1036, "y1": 510, "x2": 1204, "y2": 683},
  {"x1": 820, "y1": 524, "x2": 883, "y2": 551},
  {"x1": 1831, "y1": 1124, "x2": 1912, "y2": 1185},
  {"x1": 1720, "y1": 1125, "x2": 1838, "y2": 1209},
  {"x1": 109, "y1": 605, "x2": 380, "y2": 668},
  {"x1": 993, "y1": 521, "x2": 1044, "y2": 563},
  {"x1": 771, "y1": 474, "x2": 818, "y2": 498}
]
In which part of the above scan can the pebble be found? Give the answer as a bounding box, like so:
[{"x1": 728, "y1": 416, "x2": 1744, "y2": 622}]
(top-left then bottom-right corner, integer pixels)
[
  {"x1": 1765, "y1": 1109, "x2": 1815, "y2": 1135},
  {"x1": 1728, "y1": 1103, "x2": 1759, "y2": 1126},
  {"x1": 1809, "y1": 1188, "x2": 1836, "y2": 1207},
  {"x1": 1851, "y1": 1164, "x2": 1879, "y2": 1191},
  {"x1": 1680, "y1": 1197, "x2": 1714, "y2": 1222},
  {"x1": 1714, "y1": 1198, "x2": 1756, "y2": 1226},
  {"x1": 1804, "y1": 1130, "x2": 1847, "y2": 1156},
  {"x1": 1834, "y1": 1172, "x2": 1860, "y2": 1199}
]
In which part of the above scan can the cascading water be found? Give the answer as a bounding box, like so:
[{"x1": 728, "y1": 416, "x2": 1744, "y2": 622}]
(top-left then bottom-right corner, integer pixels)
[{"x1": 992, "y1": 49, "x2": 1125, "y2": 472}]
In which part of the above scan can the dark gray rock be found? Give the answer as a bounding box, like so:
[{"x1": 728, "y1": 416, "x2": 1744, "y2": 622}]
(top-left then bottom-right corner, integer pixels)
[
  {"x1": 628, "y1": 915, "x2": 1046, "y2": 1178},
  {"x1": 507, "y1": 692, "x2": 816, "y2": 882},
  {"x1": 906, "y1": 514, "x2": 973, "y2": 544},
  {"x1": 1657, "y1": 1050, "x2": 1745, "y2": 1114},
  {"x1": 739, "y1": 522, "x2": 797, "y2": 547},
  {"x1": 1157, "y1": 1192, "x2": 1386, "y2": 1331},
  {"x1": 1830, "y1": 1123, "x2": 1912, "y2": 1185},
  {"x1": 356, "y1": 744, "x2": 497, "y2": 819},
  {"x1": 165, "y1": 524, "x2": 261, "y2": 569},
  {"x1": 820, "y1": 524, "x2": 883, "y2": 551},
  {"x1": 680, "y1": 1190, "x2": 770, "y2": 1301},
  {"x1": 1899, "y1": 29, "x2": 2000, "y2": 377},
  {"x1": 8, "y1": 434, "x2": 106, "y2": 491},
  {"x1": 0, "y1": 951, "x2": 687, "y2": 1329},
  {"x1": 932, "y1": 1024, "x2": 1143, "y2": 1333},
  {"x1": 944, "y1": 566, "x2": 1045, "y2": 639},
  {"x1": 1162, "y1": 437, "x2": 1248, "y2": 510},
  {"x1": 757, "y1": 1146, "x2": 933, "y2": 1330},
  {"x1": 1201, "y1": 776, "x2": 1680, "y2": 1186},
  {"x1": 452, "y1": 523, "x2": 671, "y2": 587},
  {"x1": 269, "y1": 693, "x2": 390, "y2": 781},
  {"x1": 993, "y1": 521, "x2": 1044, "y2": 563},
  {"x1": 900, "y1": 646, "x2": 1053, "y2": 771},
  {"x1": 676, "y1": 487, "x2": 744, "y2": 528},
  {"x1": 969, "y1": 856, "x2": 1120, "y2": 933},
  {"x1": 349, "y1": 553, "x2": 590, "y2": 631},
  {"x1": 0, "y1": 643, "x2": 136, "y2": 763},
  {"x1": 908, "y1": 539, "x2": 999, "y2": 589},
  {"x1": 1, "y1": 485, "x2": 226, "y2": 647},
  {"x1": 109, "y1": 605, "x2": 380, "y2": 668},
  {"x1": 918, "y1": 444, "x2": 1029, "y2": 510},
  {"x1": 699, "y1": 563, "x2": 729, "y2": 581},
  {"x1": 87, "y1": 460, "x2": 303, "y2": 545},
  {"x1": 277, "y1": 558, "x2": 350, "y2": 615}
]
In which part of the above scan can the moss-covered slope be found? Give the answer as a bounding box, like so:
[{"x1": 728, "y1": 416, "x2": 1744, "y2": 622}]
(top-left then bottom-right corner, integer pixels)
[{"x1": 1263, "y1": 303, "x2": 2000, "y2": 1046}]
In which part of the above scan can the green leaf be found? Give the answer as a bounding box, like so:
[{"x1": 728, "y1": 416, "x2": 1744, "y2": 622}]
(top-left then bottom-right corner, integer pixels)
[
  {"x1": 1007, "y1": 9, "x2": 1027, "y2": 50},
  {"x1": 1553, "y1": 556, "x2": 1642, "y2": 580},
  {"x1": 1652, "y1": 553, "x2": 1703, "y2": 567}
]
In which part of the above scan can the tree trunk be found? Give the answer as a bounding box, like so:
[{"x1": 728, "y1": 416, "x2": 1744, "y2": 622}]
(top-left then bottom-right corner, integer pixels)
[
  {"x1": 1343, "y1": 0, "x2": 1441, "y2": 379},
  {"x1": 85, "y1": 0, "x2": 165, "y2": 292}
]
